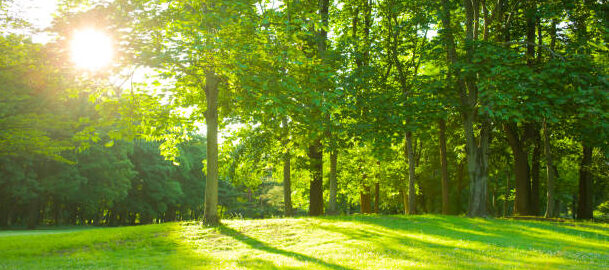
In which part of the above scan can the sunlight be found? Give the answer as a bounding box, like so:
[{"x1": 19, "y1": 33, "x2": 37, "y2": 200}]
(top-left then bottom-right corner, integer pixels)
[{"x1": 70, "y1": 29, "x2": 113, "y2": 70}]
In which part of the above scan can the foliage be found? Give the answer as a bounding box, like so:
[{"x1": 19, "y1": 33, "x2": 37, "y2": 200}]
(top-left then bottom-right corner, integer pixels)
[{"x1": 598, "y1": 201, "x2": 609, "y2": 216}]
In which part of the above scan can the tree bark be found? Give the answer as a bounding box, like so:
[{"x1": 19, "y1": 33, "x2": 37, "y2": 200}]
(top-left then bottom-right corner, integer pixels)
[
  {"x1": 439, "y1": 118, "x2": 450, "y2": 214},
  {"x1": 360, "y1": 183, "x2": 371, "y2": 214},
  {"x1": 466, "y1": 116, "x2": 490, "y2": 217},
  {"x1": 327, "y1": 151, "x2": 338, "y2": 215},
  {"x1": 308, "y1": 141, "x2": 323, "y2": 216},
  {"x1": 525, "y1": 1, "x2": 537, "y2": 66},
  {"x1": 543, "y1": 24, "x2": 559, "y2": 218},
  {"x1": 283, "y1": 146, "x2": 292, "y2": 216},
  {"x1": 543, "y1": 119, "x2": 557, "y2": 218},
  {"x1": 401, "y1": 189, "x2": 408, "y2": 214},
  {"x1": 504, "y1": 123, "x2": 532, "y2": 216},
  {"x1": 456, "y1": 160, "x2": 465, "y2": 214},
  {"x1": 406, "y1": 132, "x2": 416, "y2": 215},
  {"x1": 306, "y1": 0, "x2": 328, "y2": 217},
  {"x1": 441, "y1": 0, "x2": 488, "y2": 217},
  {"x1": 504, "y1": 166, "x2": 510, "y2": 217},
  {"x1": 530, "y1": 133, "x2": 541, "y2": 215},
  {"x1": 282, "y1": 117, "x2": 293, "y2": 216},
  {"x1": 576, "y1": 145, "x2": 594, "y2": 220},
  {"x1": 374, "y1": 182, "x2": 380, "y2": 213},
  {"x1": 203, "y1": 70, "x2": 219, "y2": 226}
]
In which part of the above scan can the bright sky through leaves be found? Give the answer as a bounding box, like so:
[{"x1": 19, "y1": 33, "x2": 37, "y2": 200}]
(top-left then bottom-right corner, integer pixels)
[{"x1": 70, "y1": 29, "x2": 113, "y2": 70}]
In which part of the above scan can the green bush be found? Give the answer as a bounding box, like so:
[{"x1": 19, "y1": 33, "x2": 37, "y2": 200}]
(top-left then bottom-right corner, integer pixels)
[{"x1": 597, "y1": 201, "x2": 609, "y2": 216}]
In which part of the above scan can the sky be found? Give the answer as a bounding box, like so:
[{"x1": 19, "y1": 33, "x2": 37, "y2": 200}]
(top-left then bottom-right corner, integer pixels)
[
  {"x1": 7, "y1": 0, "x2": 58, "y2": 28},
  {"x1": 4, "y1": 0, "x2": 58, "y2": 43}
]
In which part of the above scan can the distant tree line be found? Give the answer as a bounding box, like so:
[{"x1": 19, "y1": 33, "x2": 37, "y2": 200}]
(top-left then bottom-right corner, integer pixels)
[{"x1": 0, "y1": 139, "x2": 201, "y2": 227}]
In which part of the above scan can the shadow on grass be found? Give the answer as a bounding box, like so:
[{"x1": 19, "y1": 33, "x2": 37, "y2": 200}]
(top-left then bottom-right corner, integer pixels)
[
  {"x1": 236, "y1": 258, "x2": 306, "y2": 270},
  {"x1": 320, "y1": 215, "x2": 609, "y2": 267},
  {"x1": 218, "y1": 225, "x2": 352, "y2": 270}
]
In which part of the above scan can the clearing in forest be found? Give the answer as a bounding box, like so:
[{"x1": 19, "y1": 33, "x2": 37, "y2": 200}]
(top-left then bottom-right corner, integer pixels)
[{"x1": 1, "y1": 215, "x2": 608, "y2": 269}]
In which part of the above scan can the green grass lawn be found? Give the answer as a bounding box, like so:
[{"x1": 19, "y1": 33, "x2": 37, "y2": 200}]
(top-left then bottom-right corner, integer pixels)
[{"x1": 1, "y1": 215, "x2": 608, "y2": 269}]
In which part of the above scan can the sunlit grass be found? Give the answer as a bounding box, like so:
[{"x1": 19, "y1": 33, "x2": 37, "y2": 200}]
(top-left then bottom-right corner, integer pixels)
[{"x1": 1, "y1": 215, "x2": 608, "y2": 269}]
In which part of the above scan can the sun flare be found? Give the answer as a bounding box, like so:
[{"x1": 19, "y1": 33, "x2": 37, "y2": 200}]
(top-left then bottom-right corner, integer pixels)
[{"x1": 70, "y1": 29, "x2": 113, "y2": 71}]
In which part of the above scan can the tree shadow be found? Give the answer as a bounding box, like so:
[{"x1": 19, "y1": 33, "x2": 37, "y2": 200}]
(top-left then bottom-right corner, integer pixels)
[
  {"x1": 218, "y1": 225, "x2": 352, "y2": 270},
  {"x1": 317, "y1": 215, "x2": 609, "y2": 268},
  {"x1": 337, "y1": 215, "x2": 609, "y2": 259},
  {"x1": 236, "y1": 258, "x2": 305, "y2": 270}
]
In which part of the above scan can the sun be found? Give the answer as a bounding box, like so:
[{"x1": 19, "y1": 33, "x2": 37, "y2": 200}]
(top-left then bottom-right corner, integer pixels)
[{"x1": 70, "y1": 29, "x2": 113, "y2": 71}]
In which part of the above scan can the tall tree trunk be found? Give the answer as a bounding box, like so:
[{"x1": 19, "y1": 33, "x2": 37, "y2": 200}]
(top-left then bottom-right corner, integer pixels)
[
  {"x1": 203, "y1": 70, "x2": 219, "y2": 226},
  {"x1": 466, "y1": 116, "x2": 490, "y2": 217},
  {"x1": 543, "y1": 23, "x2": 559, "y2": 219},
  {"x1": 525, "y1": 0, "x2": 537, "y2": 66},
  {"x1": 441, "y1": 0, "x2": 488, "y2": 217},
  {"x1": 283, "y1": 147, "x2": 292, "y2": 216},
  {"x1": 283, "y1": 3, "x2": 294, "y2": 217},
  {"x1": 530, "y1": 134, "x2": 541, "y2": 215},
  {"x1": 406, "y1": 132, "x2": 416, "y2": 214},
  {"x1": 491, "y1": 184, "x2": 497, "y2": 216},
  {"x1": 504, "y1": 123, "x2": 532, "y2": 216},
  {"x1": 307, "y1": 0, "x2": 328, "y2": 217},
  {"x1": 504, "y1": 166, "x2": 510, "y2": 217},
  {"x1": 543, "y1": 119, "x2": 557, "y2": 218},
  {"x1": 439, "y1": 118, "x2": 450, "y2": 214},
  {"x1": 308, "y1": 141, "x2": 324, "y2": 216},
  {"x1": 456, "y1": 160, "x2": 465, "y2": 214},
  {"x1": 576, "y1": 145, "x2": 594, "y2": 219},
  {"x1": 327, "y1": 151, "x2": 338, "y2": 215},
  {"x1": 374, "y1": 182, "x2": 380, "y2": 213}
]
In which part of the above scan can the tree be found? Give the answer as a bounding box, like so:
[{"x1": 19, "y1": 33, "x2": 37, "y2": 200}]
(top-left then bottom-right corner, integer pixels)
[{"x1": 113, "y1": 0, "x2": 260, "y2": 225}]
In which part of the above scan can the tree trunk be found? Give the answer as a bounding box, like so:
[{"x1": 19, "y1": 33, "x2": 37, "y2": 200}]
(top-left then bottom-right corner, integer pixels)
[
  {"x1": 360, "y1": 182, "x2": 371, "y2": 214},
  {"x1": 0, "y1": 203, "x2": 6, "y2": 227},
  {"x1": 306, "y1": 0, "x2": 328, "y2": 217},
  {"x1": 576, "y1": 145, "x2": 593, "y2": 220},
  {"x1": 401, "y1": 189, "x2": 408, "y2": 214},
  {"x1": 439, "y1": 118, "x2": 450, "y2": 214},
  {"x1": 504, "y1": 166, "x2": 510, "y2": 217},
  {"x1": 543, "y1": 119, "x2": 557, "y2": 218},
  {"x1": 203, "y1": 70, "x2": 219, "y2": 226},
  {"x1": 441, "y1": 0, "x2": 488, "y2": 217},
  {"x1": 491, "y1": 185, "x2": 497, "y2": 216},
  {"x1": 465, "y1": 116, "x2": 490, "y2": 217},
  {"x1": 283, "y1": 146, "x2": 292, "y2": 216},
  {"x1": 456, "y1": 160, "x2": 465, "y2": 214},
  {"x1": 374, "y1": 182, "x2": 380, "y2": 214},
  {"x1": 308, "y1": 141, "x2": 324, "y2": 216},
  {"x1": 405, "y1": 132, "x2": 416, "y2": 214},
  {"x1": 525, "y1": 0, "x2": 537, "y2": 66},
  {"x1": 282, "y1": 117, "x2": 293, "y2": 216},
  {"x1": 530, "y1": 134, "x2": 541, "y2": 215},
  {"x1": 26, "y1": 200, "x2": 40, "y2": 229},
  {"x1": 327, "y1": 151, "x2": 338, "y2": 215},
  {"x1": 504, "y1": 123, "x2": 532, "y2": 216}
]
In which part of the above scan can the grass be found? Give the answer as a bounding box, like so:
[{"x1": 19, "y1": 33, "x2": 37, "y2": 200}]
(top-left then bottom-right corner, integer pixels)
[{"x1": 1, "y1": 215, "x2": 608, "y2": 269}]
